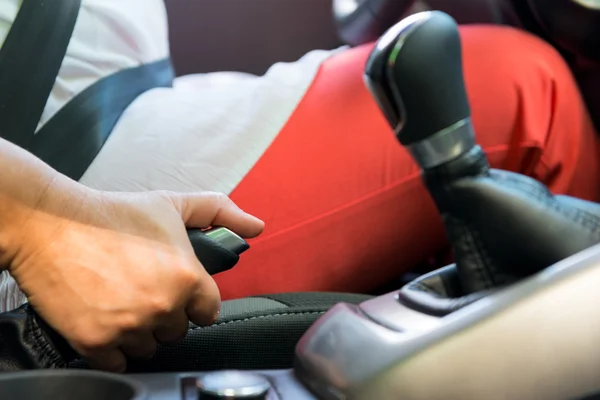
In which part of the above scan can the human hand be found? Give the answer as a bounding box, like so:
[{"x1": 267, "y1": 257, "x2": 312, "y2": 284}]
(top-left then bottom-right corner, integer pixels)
[{"x1": 4, "y1": 187, "x2": 263, "y2": 372}]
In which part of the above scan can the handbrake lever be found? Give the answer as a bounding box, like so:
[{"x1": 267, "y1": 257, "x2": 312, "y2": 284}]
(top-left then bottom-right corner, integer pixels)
[
  {"x1": 188, "y1": 227, "x2": 249, "y2": 275},
  {"x1": 0, "y1": 226, "x2": 250, "y2": 371}
]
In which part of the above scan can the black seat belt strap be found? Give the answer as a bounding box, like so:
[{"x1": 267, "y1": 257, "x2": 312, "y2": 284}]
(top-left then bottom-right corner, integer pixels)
[
  {"x1": 31, "y1": 58, "x2": 174, "y2": 180},
  {"x1": 0, "y1": 0, "x2": 81, "y2": 150},
  {"x1": 0, "y1": 0, "x2": 175, "y2": 181}
]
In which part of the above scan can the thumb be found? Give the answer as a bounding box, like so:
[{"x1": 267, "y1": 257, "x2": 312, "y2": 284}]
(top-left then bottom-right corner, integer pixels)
[{"x1": 168, "y1": 191, "x2": 264, "y2": 238}]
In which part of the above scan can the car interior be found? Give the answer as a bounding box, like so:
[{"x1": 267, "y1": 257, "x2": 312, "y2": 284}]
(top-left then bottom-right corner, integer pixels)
[{"x1": 1, "y1": 0, "x2": 600, "y2": 399}]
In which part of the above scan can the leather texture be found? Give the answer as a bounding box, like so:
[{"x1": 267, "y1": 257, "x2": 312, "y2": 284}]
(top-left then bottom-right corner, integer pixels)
[
  {"x1": 0, "y1": 293, "x2": 372, "y2": 372},
  {"x1": 423, "y1": 145, "x2": 600, "y2": 294},
  {"x1": 0, "y1": 305, "x2": 75, "y2": 371}
]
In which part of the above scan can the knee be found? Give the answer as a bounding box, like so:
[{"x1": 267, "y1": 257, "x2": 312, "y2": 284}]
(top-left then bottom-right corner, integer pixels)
[
  {"x1": 459, "y1": 25, "x2": 584, "y2": 120},
  {"x1": 459, "y1": 25, "x2": 573, "y2": 85},
  {"x1": 459, "y1": 25, "x2": 597, "y2": 195},
  {"x1": 459, "y1": 25, "x2": 587, "y2": 150}
]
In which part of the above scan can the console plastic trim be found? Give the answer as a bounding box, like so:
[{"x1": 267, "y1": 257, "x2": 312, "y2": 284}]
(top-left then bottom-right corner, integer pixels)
[{"x1": 295, "y1": 243, "x2": 600, "y2": 399}]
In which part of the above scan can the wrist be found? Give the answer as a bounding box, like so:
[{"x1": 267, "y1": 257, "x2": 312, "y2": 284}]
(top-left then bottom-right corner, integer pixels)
[
  {"x1": 0, "y1": 176, "x2": 90, "y2": 273},
  {"x1": 0, "y1": 139, "x2": 96, "y2": 272},
  {"x1": 0, "y1": 193, "x2": 29, "y2": 271}
]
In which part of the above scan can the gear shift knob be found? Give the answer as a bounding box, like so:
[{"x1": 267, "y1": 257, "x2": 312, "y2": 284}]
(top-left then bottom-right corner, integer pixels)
[
  {"x1": 365, "y1": 11, "x2": 600, "y2": 295},
  {"x1": 364, "y1": 11, "x2": 475, "y2": 169}
]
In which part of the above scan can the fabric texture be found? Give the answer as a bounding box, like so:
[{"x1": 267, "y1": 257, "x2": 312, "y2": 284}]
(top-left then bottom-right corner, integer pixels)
[{"x1": 66, "y1": 292, "x2": 373, "y2": 371}]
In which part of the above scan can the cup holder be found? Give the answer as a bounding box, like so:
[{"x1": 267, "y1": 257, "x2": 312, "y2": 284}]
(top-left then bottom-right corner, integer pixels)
[{"x1": 0, "y1": 370, "x2": 147, "y2": 400}]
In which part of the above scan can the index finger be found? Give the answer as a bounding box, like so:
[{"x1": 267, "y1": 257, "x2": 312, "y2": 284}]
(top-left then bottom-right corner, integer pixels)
[{"x1": 168, "y1": 191, "x2": 265, "y2": 238}]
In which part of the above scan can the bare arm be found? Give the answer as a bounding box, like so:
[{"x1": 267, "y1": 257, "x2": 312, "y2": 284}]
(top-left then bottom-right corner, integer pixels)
[
  {"x1": 0, "y1": 137, "x2": 264, "y2": 371},
  {"x1": 0, "y1": 137, "x2": 88, "y2": 268}
]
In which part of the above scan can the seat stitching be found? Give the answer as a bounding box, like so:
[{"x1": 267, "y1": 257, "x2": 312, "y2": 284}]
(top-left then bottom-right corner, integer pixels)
[{"x1": 189, "y1": 311, "x2": 326, "y2": 331}]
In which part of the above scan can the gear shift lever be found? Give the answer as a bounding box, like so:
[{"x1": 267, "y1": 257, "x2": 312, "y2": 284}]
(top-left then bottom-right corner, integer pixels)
[
  {"x1": 365, "y1": 11, "x2": 600, "y2": 294},
  {"x1": 294, "y1": 13, "x2": 600, "y2": 399}
]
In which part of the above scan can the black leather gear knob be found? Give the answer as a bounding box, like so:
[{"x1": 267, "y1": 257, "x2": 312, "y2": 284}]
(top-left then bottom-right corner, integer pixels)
[{"x1": 364, "y1": 11, "x2": 471, "y2": 155}]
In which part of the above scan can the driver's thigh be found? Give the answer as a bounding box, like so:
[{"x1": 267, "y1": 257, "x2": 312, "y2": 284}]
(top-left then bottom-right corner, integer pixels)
[{"x1": 217, "y1": 25, "x2": 600, "y2": 299}]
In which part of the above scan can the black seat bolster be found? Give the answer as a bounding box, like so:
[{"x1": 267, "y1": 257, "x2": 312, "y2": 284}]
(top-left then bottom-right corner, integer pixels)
[{"x1": 67, "y1": 292, "x2": 373, "y2": 372}]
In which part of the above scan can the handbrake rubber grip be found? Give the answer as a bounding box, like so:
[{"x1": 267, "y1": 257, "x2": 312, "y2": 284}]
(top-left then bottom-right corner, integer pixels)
[{"x1": 188, "y1": 227, "x2": 249, "y2": 275}]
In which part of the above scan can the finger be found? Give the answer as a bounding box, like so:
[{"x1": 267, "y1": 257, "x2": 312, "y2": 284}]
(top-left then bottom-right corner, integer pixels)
[
  {"x1": 120, "y1": 332, "x2": 158, "y2": 360},
  {"x1": 154, "y1": 310, "x2": 190, "y2": 344},
  {"x1": 185, "y1": 272, "x2": 221, "y2": 327},
  {"x1": 169, "y1": 191, "x2": 264, "y2": 238},
  {"x1": 84, "y1": 348, "x2": 127, "y2": 373}
]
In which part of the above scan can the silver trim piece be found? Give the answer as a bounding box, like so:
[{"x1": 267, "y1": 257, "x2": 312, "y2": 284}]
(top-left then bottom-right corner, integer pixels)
[
  {"x1": 406, "y1": 118, "x2": 475, "y2": 169},
  {"x1": 204, "y1": 227, "x2": 249, "y2": 255},
  {"x1": 363, "y1": 12, "x2": 432, "y2": 132},
  {"x1": 573, "y1": 0, "x2": 600, "y2": 10},
  {"x1": 197, "y1": 370, "x2": 271, "y2": 398},
  {"x1": 384, "y1": 13, "x2": 432, "y2": 135},
  {"x1": 374, "y1": 12, "x2": 433, "y2": 63},
  {"x1": 332, "y1": 0, "x2": 364, "y2": 19}
]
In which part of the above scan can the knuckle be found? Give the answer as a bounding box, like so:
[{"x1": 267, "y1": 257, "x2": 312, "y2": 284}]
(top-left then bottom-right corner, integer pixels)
[
  {"x1": 116, "y1": 312, "x2": 144, "y2": 332},
  {"x1": 178, "y1": 262, "x2": 203, "y2": 285},
  {"x1": 148, "y1": 296, "x2": 176, "y2": 317},
  {"x1": 206, "y1": 191, "x2": 232, "y2": 209},
  {"x1": 151, "y1": 189, "x2": 179, "y2": 209}
]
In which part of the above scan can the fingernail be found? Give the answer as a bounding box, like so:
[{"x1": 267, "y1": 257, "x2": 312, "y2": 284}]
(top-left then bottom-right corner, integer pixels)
[{"x1": 212, "y1": 310, "x2": 220, "y2": 324}]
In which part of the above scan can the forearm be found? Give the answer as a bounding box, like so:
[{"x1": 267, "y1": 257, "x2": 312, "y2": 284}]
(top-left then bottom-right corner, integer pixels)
[{"x1": 0, "y1": 138, "x2": 86, "y2": 268}]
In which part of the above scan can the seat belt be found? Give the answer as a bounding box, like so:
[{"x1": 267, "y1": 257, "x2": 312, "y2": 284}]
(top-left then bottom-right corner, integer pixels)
[
  {"x1": 31, "y1": 58, "x2": 174, "y2": 180},
  {"x1": 0, "y1": 0, "x2": 175, "y2": 181},
  {"x1": 0, "y1": 0, "x2": 80, "y2": 150}
]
